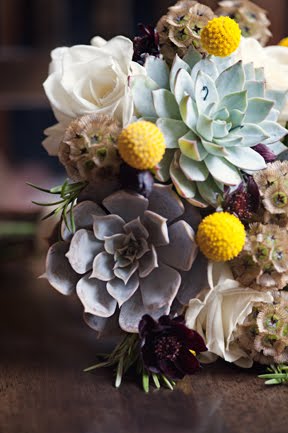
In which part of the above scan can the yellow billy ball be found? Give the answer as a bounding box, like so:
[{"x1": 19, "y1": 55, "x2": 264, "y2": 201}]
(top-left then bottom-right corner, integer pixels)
[
  {"x1": 118, "y1": 121, "x2": 166, "y2": 170},
  {"x1": 196, "y1": 212, "x2": 246, "y2": 262}
]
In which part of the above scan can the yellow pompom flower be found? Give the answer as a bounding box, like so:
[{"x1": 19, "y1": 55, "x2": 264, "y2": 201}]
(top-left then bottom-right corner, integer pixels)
[
  {"x1": 118, "y1": 121, "x2": 166, "y2": 170},
  {"x1": 196, "y1": 212, "x2": 245, "y2": 262},
  {"x1": 279, "y1": 37, "x2": 288, "y2": 47},
  {"x1": 201, "y1": 16, "x2": 241, "y2": 57}
]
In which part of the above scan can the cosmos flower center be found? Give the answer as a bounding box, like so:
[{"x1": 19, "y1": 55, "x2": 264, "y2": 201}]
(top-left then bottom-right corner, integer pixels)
[{"x1": 154, "y1": 335, "x2": 182, "y2": 361}]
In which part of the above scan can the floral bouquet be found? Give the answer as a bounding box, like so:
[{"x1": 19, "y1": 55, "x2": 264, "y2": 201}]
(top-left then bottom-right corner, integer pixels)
[{"x1": 33, "y1": 0, "x2": 288, "y2": 391}]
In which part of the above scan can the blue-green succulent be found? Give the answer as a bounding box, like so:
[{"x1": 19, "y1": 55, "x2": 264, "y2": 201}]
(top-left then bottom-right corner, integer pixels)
[{"x1": 131, "y1": 48, "x2": 288, "y2": 207}]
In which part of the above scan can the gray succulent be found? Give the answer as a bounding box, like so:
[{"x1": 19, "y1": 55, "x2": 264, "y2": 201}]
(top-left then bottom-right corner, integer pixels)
[{"x1": 45, "y1": 184, "x2": 206, "y2": 335}]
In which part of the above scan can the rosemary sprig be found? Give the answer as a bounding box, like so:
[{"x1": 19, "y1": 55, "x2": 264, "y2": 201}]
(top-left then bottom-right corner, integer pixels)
[
  {"x1": 84, "y1": 333, "x2": 177, "y2": 392},
  {"x1": 27, "y1": 179, "x2": 87, "y2": 233},
  {"x1": 258, "y1": 364, "x2": 288, "y2": 385}
]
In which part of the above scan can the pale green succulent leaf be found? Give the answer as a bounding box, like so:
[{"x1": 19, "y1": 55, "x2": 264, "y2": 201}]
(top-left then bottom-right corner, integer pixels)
[
  {"x1": 205, "y1": 155, "x2": 241, "y2": 185},
  {"x1": 187, "y1": 193, "x2": 208, "y2": 208},
  {"x1": 131, "y1": 76, "x2": 158, "y2": 117},
  {"x1": 254, "y1": 67, "x2": 265, "y2": 81},
  {"x1": 266, "y1": 108, "x2": 280, "y2": 122},
  {"x1": 214, "y1": 107, "x2": 230, "y2": 121},
  {"x1": 212, "y1": 119, "x2": 230, "y2": 138},
  {"x1": 219, "y1": 90, "x2": 248, "y2": 113},
  {"x1": 216, "y1": 61, "x2": 245, "y2": 99},
  {"x1": 152, "y1": 89, "x2": 181, "y2": 119},
  {"x1": 229, "y1": 109, "x2": 245, "y2": 128},
  {"x1": 232, "y1": 123, "x2": 269, "y2": 147},
  {"x1": 243, "y1": 63, "x2": 255, "y2": 81},
  {"x1": 214, "y1": 134, "x2": 243, "y2": 147},
  {"x1": 174, "y1": 68, "x2": 194, "y2": 104},
  {"x1": 245, "y1": 80, "x2": 265, "y2": 98},
  {"x1": 179, "y1": 95, "x2": 198, "y2": 131},
  {"x1": 268, "y1": 141, "x2": 287, "y2": 156},
  {"x1": 155, "y1": 149, "x2": 175, "y2": 182},
  {"x1": 225, "y1": 147, "x2": 266, "y2": 170},
  {"x1": 197, "y1": 176, "x2": 223, "y2": 207},
  {"x1": 265, "y1": 89, "x2": 288, "y2": 112},
  {"x1": 260, "y1": 121, "x2": 288, "y2": 145},
  {"x1": 170, "y1": 156, "x2": 196, "y2": 198},
  {"x1": 195, "y1": 71, "x2": 219, "y2": 113},
  {"x1": 156, "y1": 118, "x2": 188, "y2": 149},
  {"x1": 183, "y1": 46, "x2": 202, "y2": 69},
  {"x1": 210, "y1": 54, "x2": 234, "y2": 74},
  {"x1": 202, "y1": 139, "x2": 229, "y2": 157},
  {"x1": 145, "y1": 56, "x2": 170, "y2": 90},
  {"x1": 244, "y1": 98, "x2": 274, "y2": 124},
  {"x1": 196, "y1": 114, "x2": 213, "y2": 142},
  {"x1": 170, "y1": 55, "x2": 191, "y2": 91},
  {"x1": 179, "y1": 154, "x2": 209, "y2": 182},
  {"x1": 203, "y1": 102, "x2": 216, "y2": 117},
  {"x1": 190, "y1": 59, "x2": 218, "y2": 84},
  {"x1": 138, "y1": 117, "x2": 157, "y2": 123},
  {"x1": 178, "y1": 131, "x2": 208, "y2": 161}
]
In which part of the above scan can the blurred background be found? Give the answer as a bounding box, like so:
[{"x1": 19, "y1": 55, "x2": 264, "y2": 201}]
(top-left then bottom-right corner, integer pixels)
[{"x1": 0, "y1": 0, "x2": 287, "y2": 255}]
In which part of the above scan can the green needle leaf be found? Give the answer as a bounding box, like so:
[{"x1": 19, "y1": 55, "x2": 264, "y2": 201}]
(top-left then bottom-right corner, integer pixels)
[
  {"x1": 142, "y1": 370, "x2": 150, "y2": 393},
  {"x1": 152, "y1": 373, "x2": 161, "y2": 389},
  {"x1": 115, "y1": 357, "x2": 124, "y2": 388},
  {"x1": 161, "y1": 375, "x2": 174, "y2": 390}
]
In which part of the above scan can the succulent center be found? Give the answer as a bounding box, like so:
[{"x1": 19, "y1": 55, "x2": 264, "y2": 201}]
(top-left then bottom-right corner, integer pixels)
[
  {"x1": 154, "y1": 335, "x2": 182, "y2": 361},
  {"x1": 264, "y1": 314, "x2": 282, "y2": 332}
]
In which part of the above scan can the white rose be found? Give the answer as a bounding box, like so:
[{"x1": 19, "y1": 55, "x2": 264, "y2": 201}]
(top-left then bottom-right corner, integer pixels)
[
  {"x1": 236, "y1": 37, "x2": 288, "y2": 124},
  {"x1": 185, "y1": 262, "x2": 273, "y2": 368},
  {"x1": 43, "y1": 36, "x2": 145, "y2": 155}
]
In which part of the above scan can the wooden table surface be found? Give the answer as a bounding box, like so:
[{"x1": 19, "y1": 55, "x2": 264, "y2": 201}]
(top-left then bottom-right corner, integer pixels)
[{"x1": 0, "y1": 257, "x2": 287, "y2": 433}]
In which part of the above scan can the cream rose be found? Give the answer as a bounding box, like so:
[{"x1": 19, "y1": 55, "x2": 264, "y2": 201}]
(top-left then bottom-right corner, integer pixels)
[
  {"x1": 185, "y1": 262, "x2": 273, "y2": 368},
  {"x1": 43, "y1": 36, "x2": 145, "y2": 155},
  {"x1": 236, "y1": 37, "x2": 288, "y2": 125}
]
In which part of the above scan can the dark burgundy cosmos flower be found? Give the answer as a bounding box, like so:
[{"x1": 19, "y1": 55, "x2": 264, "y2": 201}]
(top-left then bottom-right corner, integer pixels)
[
  {"x1": 139, "y1": 315, "x2": 207, "y2": 380},
  {"x1": 133, "y1": 24, "x2": 160, "y2": 65},
  {"x1": 252, "y1": 144, "x2": 277, "y2": 163},
  {"x1": 119, "y1": 163, "x2": 154, "y2": 197},
  {"x1": 223, "y1": 176, "x2": 260, "y2": 223}
]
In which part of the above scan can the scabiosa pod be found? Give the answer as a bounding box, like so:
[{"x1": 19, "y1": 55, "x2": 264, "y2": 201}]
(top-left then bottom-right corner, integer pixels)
[{"x1": 131, "y1": 45, "x2": 288, "y2": 207}]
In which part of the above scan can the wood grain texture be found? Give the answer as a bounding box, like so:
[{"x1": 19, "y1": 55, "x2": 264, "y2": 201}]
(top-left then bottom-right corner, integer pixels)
[{"x1": 0, "y1": 258, "x2": 287, "y2": 433}]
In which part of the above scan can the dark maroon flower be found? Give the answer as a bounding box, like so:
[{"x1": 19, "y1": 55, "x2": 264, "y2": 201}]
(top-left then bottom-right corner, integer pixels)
[
  {"x1": 223, "y1": 176, "x2": 260, "y2": 223},
  {"x1": 252, "y1": 144, "x2": 276, "y2": 163},
  {"x1": 133, "y1": 24, "x2": 160, "y2": 66},
  {"x1": 139, "y1": 315, "x2": 207, "y2": 380},
  {"x1": 119, "y1": 163, "x2": 154, "y2": 197}
]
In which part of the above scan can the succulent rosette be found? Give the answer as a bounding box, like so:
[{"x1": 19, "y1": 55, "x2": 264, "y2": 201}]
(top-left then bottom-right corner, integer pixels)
[
  {"x1": 131, "y1": 48, "x2": 288, "y2": 207},
  {"x1": 45, "y1": 184, "x2": 204, "y2": 335}
]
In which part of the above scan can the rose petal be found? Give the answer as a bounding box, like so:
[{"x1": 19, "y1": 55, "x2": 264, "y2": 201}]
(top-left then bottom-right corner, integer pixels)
[
  {"x1": 103, "y1": 190, "x2": 148, "y2": 222},
  {"x1": 93, "y1": 214, "x2": 125, "y2": 240},
  {"x1": 107, "y1": 273, "x2": 139, "y2": 306},
  {"x1": 46, "y1": 241, "x2": 79, "y2": 295},
  {"x1": 76, "y1": 274, "x2": 117, "y2": 317},
  {"x1": 139, "y1": 245, "x2": 158, "y2": 278},
  {"x1": 148, "y1": 184, "x2": 184, "y2": 223},
  {"x1": 119, "y1": 291, "x2": 170, "y2": 333},
  {"x1": 142, "y1": 211, "x2": 169, "y2": 247},
  {"x1": 66, "y1": 229, "x2": 103, "y2": 274},
  {"x1": 61, "y1": 201, "x2": 106, "y2": 241},
  {"x1": 91, "y1": 252, "x2": 115, "y2": 281},
  {"x1": 140, "y1": 262, "x2": 181, "y2": 311},
  {"x1": 157, "y1": 221, "x2": 198, "y2": 271}
]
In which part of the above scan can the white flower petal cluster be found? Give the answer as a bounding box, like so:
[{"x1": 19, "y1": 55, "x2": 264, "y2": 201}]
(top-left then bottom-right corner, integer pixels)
[
  {"x1": 43, "y1": 36, "x2": 146, "y2": 155},
  {"x1": 185, "y1": 262, "x2": 273, "y2": 367}
]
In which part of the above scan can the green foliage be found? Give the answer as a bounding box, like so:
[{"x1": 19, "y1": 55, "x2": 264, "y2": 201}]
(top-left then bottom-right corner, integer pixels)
[
  {"x1": 258, "y1": 364, "x2": 288, "y2": 385},
  {"x1": 27, "y1": 180, "x2": 87, "y2": 233}
]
